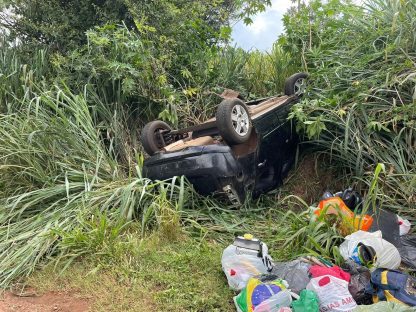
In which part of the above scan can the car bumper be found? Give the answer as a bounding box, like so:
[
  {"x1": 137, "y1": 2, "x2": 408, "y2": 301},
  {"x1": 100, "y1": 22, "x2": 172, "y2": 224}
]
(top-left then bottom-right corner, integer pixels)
[{"x1": 143, "y1": 145, "x2": 244, "y2": 196}]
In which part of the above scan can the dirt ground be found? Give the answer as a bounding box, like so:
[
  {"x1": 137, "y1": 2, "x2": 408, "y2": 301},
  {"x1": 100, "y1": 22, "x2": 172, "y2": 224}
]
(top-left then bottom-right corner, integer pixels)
[
  {"x1": 282, "y1": 153, "x2": 342, "y2": 205},
  {"x1": 0, "y1": 291, "x2": 90, "y2": 312}
]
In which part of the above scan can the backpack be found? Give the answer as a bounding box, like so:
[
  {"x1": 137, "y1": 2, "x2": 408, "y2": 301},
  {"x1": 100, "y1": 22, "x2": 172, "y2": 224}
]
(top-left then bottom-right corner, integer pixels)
[{"x1": 366, "y1": 269, "x2": 416, "y2": 306}]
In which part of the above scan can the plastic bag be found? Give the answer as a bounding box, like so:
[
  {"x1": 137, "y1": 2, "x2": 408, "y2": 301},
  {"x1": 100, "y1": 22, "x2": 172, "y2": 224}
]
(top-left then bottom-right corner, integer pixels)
[
  {"x1": 252, "y1": 291, "x2": 293, "y2": 312},
  {"x1": 354, "y1": 302, "x2": 415, "y2": 311},
  {"x1": 398, "y1": 234, "x2": 416, "y2": 269},
  {"x1": 306, "y1": 275, "x2": 357, "y2": 312},
  {"x1": 291, "y1": 289, "x2": 319, "y2": 312},
  {"x1": 398, "y1": 215, "x2": 411, "y2": 236},
  {"x1": 272, "y1": 260, "x2": 311, "y2": 294},
  {"x1": 368, "y1": 209, "x2": 401, "y2": 247},
  {"x1": 234, "y1": 275, "x2": 291, "y2": 312},
  {"x1": 341, "y1": 260, "x2": 372, "y2": 305},
  {"x1": 314, "y1": 197, "x2": 373, "y2": 236},
  {"x1": 222, "y1": 236, "x2": 273, "y2": 291},
  {"x1": 309, "y1": 265, "x2": 350, "y2": 282},
  {"x1": 339, "y1": 230, "x2": 401, "y2": 270}
]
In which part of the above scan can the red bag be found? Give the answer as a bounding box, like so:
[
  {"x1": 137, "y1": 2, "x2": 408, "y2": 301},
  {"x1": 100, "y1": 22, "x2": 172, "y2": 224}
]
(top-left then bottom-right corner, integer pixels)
[{"x1": 309, "y1": 265, "x2": 351, "y2": 282}]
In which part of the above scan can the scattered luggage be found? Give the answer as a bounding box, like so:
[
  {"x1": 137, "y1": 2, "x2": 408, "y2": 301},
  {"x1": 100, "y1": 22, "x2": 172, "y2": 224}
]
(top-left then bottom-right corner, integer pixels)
[
  {"x1": 364, "y1": 209, "x2": 415, "y2": 269},
  {"x1": 222, "y1": 202, "x2": 414, "y2": 312}
]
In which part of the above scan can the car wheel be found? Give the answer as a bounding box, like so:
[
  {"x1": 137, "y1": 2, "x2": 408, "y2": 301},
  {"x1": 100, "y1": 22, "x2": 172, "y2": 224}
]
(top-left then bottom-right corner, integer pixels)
[
  {"x1": 284, "y1": 72, "x2": 309, "y2": 96},
  {"x1": 141, "y1": 120, "x2": 172, "y2": 156},
  {"x1": 216, "y1": 98, "x2": 252, "y2": 145}
]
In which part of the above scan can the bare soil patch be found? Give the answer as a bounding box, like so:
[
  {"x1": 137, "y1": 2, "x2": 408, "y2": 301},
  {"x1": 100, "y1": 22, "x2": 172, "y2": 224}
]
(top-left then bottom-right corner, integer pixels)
[{"x1": 0, "y1": 291, "x2": 90, "y2": 312}]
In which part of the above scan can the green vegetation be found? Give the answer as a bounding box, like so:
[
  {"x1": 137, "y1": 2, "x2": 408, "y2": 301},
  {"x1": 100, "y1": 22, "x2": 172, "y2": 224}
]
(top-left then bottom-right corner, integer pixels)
[
  {"x1": 0, "y1": 1, "x2": 414, "y2": 309},
  {"x1": 29, "y1": 235, "x2": 236, "y2": 311},
  {"x1": 287, "y1": 0, "x2": 416, "y2": 215}
]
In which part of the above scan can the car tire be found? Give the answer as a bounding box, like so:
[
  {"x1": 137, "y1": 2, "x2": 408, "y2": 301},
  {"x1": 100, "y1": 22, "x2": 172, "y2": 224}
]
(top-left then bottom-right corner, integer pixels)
[
  {"x1": 284, "y1": 72, "x2": 309, "y2": 96},
  {"x1": 216, "y1": 98, "x2": 252, "y2": 145},
  {"x1": 141, "y1": 120, "x2": 172, "y2": 156}
]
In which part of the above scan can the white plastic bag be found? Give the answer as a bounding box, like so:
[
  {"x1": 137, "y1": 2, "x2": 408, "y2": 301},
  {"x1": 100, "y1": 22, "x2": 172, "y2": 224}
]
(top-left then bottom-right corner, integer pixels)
[
  {"x1": 339, "y1": 230, "x2": 401, "y2": 270},
  {"x1": 222, "y1": 240, "x2": 273, "y2": 291},
  {"x1": 253, "y1": 290, "x2": 292, "y2": 312},
  {"x1": 398, "y1": 215, "x2": 411, "y2": 236},
  {"x1": 221, "y1": 245, "x2": 272, "y2": 291},
  {"x1": 306, "y1": 275, "x2": 357, "y2": 312}
]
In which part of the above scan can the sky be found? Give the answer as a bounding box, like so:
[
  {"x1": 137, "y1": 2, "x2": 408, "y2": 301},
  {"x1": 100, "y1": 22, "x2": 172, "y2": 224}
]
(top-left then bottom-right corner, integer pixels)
[{"x1": 231, "y1": 0, "x2": 295, "y2": 51}]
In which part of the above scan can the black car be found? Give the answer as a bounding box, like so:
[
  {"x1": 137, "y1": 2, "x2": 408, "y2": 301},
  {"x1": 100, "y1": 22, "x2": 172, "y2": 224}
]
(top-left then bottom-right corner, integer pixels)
[{"x1": 141, "y1": 73, "x2": 308, "y2": 204}]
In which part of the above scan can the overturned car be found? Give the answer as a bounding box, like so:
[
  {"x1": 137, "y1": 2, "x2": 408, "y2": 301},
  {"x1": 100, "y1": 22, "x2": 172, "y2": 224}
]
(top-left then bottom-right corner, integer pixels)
[{"x1": 141, "y1": 73, "x2": 308, "y2": 204}]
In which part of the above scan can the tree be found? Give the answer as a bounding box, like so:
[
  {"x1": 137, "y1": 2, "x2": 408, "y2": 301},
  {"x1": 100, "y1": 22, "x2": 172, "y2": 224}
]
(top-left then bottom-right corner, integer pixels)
[
  {"x1": 0, "y1": 0, "x2": 272, "y2": 52},
  {"x1": 1, "y1": 0, "x2": 133, "y2": 51}
]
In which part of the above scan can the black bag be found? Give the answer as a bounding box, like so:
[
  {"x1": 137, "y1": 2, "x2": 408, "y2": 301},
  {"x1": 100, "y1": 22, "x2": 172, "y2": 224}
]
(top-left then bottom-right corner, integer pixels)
[
  {"x1": 341, "y1": 260, "x2": 373, "y2": 305},
  {"x1": 399, "y1": 234, "x2": 416, "y2": 270}
]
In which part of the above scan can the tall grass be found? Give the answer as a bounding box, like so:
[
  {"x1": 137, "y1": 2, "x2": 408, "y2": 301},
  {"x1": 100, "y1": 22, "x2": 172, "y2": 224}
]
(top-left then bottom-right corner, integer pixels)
[
  {"x1": 0, "y1": 85, "x2": 190, "y2": 286},
  {"x1": 0, "y1": 38, "x2": 49, "y2": 112},
  {"x1": 244, "y1": 43, "x2": 297, "y2": 96},
  {"x1": 290, "y1": 0, "x2": 416, "y2": 216},
  {"x1": 174, "y1": 44, "x2": 298, "y2": 126}
]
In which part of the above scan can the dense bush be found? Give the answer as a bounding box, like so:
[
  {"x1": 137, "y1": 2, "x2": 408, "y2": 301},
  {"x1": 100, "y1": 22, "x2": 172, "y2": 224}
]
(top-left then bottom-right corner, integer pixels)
[{"x1": 284, "y1": 0, "x2": 416, "y2": 216}]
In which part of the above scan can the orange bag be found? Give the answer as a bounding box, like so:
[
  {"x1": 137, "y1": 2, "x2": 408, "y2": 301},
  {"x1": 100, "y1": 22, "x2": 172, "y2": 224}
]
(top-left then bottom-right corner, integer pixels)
[{"x1": 315, "y1": 197, "x2": 373, "y2": 236}]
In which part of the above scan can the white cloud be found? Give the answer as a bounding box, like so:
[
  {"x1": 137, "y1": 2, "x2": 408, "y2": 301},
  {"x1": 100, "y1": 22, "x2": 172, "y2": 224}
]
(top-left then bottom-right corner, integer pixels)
[
  {"x1": 270, "y1": 0, "x2": 295, "y2": 13},
  {"x1": 244, "y1": 0, "x2": 294, "y2": 36},
  {"x1": 246, "y1": 15, "x2": 269, "y2": 34},
  {"x1": 232, "y1": 0, "x2": 295, "y2": 50}
]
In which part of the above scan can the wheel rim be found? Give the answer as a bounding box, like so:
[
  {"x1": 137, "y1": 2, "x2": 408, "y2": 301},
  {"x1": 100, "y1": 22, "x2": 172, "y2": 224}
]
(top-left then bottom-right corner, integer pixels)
[
  {"x1": 294, "y1": 78, "x2": 306, "y2": 96},
  {"x1": 231, "y1": 104, "x2": 250, "y2": 137}
]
